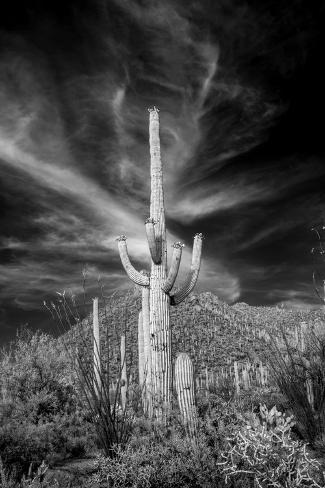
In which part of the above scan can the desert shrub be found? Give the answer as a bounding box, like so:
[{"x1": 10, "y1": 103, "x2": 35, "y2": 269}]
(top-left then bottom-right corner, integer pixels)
[
  {"x1": 266, "y1": 322, "x2": 325, "y2": 447},
  {"x1": 0, "y1": 403, "x2": 95, "y2": 479},
  {"x1": 198, "y1": 394, "x2": 244, "y2": 431},
  {"x1": 91, "y1": 403, "x2": 323, "y2": 488},
  {"x1": 0, "y1": 458, "x2": 58, "y2": 488},
  {"x1": 92, "y1": 424, "x2": 221, "y2": 488},
  {"x1": 217, "y1": 404, "x2": 323, "y2": 487},
  {"x1": 0, "y1": 421, "x2": 55, "y2": 478},
  {"x1": 207, "y1": 375, "x2": 237, "y2": 402},
  {"x1": 0, "y1": 329, "x2": 95, "y2": 479}
]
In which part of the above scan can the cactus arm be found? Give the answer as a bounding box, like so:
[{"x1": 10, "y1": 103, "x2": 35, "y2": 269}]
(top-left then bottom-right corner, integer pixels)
[
  {"x1": 117, "y1": 236, "x2": 150, "y2": 286},
  {"x1": 170, "y1": 233, "x2": 203, "y2": 305},
  {"x1": 161, "y1": 242, "x2": 184, "y2": 293},
  {"x1": 145, "y1": 218, "x2": 162, "y2": 264}
]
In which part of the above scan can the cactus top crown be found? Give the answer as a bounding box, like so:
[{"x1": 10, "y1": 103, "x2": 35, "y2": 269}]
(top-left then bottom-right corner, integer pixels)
[{"x1": 148, "y1": 106, "x2": 160, "y2": 116}]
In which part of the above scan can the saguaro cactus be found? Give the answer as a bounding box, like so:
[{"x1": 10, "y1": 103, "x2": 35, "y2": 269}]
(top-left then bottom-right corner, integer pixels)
[
  {"x1": 138, "y1": 278, "x2": 152, "y2": 415},
  {"x1": 175, "y1": 353, "x2": 198, "y2": 437},
  {"x1": 117, "y1": 107, "x2": 203, "y2": 421}
]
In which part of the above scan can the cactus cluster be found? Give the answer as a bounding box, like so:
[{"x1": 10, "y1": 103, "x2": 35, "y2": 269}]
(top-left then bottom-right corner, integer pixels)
[{"x1": 89, "y1": 108, "x2": 201, "y2": 433}]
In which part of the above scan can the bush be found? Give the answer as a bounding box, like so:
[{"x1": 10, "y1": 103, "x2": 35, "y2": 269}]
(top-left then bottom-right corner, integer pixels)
[
  {"x1": 266, "y1": 322, "x2": 325, "y2": 447},
  {"x1": 92, "y1": 425, "x2": 221, "y2": 488},
  {"x1": 0, "y1": 458, "x2": 58, "y2": 488},
  {"x1": 0, "y1": 329, "x2": 95, "y2": 479},
  {"x1": 217, "y1": 404, "x2": 323, "y2": 487},
  {"x1": 91, "y1": 403, "x2": 323, "y2": 488},
  {"x1": 0, "y1": 406, "x2": 95, "y2": 478}
]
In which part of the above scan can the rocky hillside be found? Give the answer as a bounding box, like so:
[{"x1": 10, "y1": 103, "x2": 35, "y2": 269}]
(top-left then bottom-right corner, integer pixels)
[{"x1": 60, "y1": 290, "x2": 325, "y2": 385}]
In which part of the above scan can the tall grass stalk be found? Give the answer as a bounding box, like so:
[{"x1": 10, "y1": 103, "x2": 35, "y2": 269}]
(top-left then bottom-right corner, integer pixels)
[{"x1": 265, "y1": 321, "x2": 325, "y2": 447}]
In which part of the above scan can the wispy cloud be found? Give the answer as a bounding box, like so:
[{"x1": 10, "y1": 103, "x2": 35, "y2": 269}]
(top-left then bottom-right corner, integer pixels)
[
  {"x1": 169, "y1": 158, "x2": 325, "y2": 223},
  {"x1": 266, "y1": 287, "x2": 320, "y2": 310},
  {"x1": 0, "y1": 0, "x2": 323, "y2": 341}
]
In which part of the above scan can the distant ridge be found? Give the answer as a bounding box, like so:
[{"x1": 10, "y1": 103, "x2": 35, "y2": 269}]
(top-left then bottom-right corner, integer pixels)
[{"x1": 61, "y1": 290, "x2": 324, "y2": 382}]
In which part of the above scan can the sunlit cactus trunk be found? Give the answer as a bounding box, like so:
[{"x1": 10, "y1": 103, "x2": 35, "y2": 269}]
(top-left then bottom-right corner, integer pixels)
[
  {"x1": 147, "y1": 108, "x2": 171, "y2": 418},
  {"x1": 139, "y1": 278, "x2": 152, "y2": 416},
  {"x1": 117, "y1": 107, "x2": 203, "y2": 422},
  {"x1": 138, "y1": 310, "x2": 144, "y2": 385},
  {"x1": 175, "y1": 353, "x2": 198, "y2": 437}
]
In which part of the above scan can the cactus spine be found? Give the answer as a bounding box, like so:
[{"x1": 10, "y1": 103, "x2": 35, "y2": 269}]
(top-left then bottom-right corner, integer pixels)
[
  {"x1": 117, "y1": 107, "x2": 203, "y2": 421},
  {"x1": 175, "y1": 353, "x2": 198, "y2": 437}
]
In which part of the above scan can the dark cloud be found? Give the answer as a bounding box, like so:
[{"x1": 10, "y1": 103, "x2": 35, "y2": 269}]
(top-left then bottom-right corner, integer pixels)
[{"x1": 0, "y1": 0, "x2": 325, "y2": 344}]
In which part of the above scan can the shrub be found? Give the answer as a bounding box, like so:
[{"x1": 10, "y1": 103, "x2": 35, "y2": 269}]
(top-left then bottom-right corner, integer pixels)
[
  {"x1": 266, "y1": 322, "x2": 325, "y2": 447},
  {"x1": 0, "y1": 458, "x2": 58, "y2": 488},
  {"x1": 0, "y1": 329, "x2": 95, "y2": 479},
  {"x1": 91, "y1": 404, "x2": 323, "y2": 488},
  {"x1": 217, "y1": 404, "x2": 324, "y2": 487},
  {"x1": 92, "y1": 426, "x2": 221, "y2": 488},
  {"x1": 0, "y1": 409, "x2": 95, "y2": 478}
]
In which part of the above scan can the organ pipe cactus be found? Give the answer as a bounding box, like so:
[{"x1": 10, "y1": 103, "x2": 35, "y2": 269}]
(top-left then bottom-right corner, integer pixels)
[
  {"x1": 117, "y1": 107, "x2": 203, "y2": 421},
  {"x1": 175, "y1": 353, "x2": 198, "y2": 437}
]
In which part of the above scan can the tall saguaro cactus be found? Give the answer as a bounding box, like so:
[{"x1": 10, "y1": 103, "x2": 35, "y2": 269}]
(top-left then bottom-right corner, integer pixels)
[
  {"x1": 138, "y1": 278, "x2": 152, "y2": 415},
  {"x1": 138, "y1": 310, "x2": 144, "y2": 386},
  {"x1": 117, "y1": 107, "x2": 203, "y2": 421}
]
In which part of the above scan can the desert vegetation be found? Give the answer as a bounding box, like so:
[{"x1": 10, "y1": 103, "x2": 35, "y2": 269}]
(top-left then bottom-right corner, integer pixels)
[
  {"x1": 1, "y1": 109, "x2": 325, "y2": 487},
  {"x1": 1, "y1": 297, "x2": 325, "y2": 487}
]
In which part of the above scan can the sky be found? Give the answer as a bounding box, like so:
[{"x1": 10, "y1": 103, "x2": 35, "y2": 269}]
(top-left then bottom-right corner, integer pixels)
[{"x1": 1, "y1": 0, "x2": 325, "y2": 344}]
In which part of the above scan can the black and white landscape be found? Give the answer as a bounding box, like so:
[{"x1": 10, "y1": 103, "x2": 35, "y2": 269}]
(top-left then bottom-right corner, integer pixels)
[{"x1": 1, "y1": 3, "x2": 325, "y2": 486}]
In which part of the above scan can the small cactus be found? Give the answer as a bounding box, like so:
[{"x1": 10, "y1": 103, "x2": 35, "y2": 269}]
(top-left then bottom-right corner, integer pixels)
[
  {"x1": 259, "y1": 404, "x2": 295, "y2": 432},
  {"x1": 175, "y1": 353, "x2": 198, "y2": 437}
]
